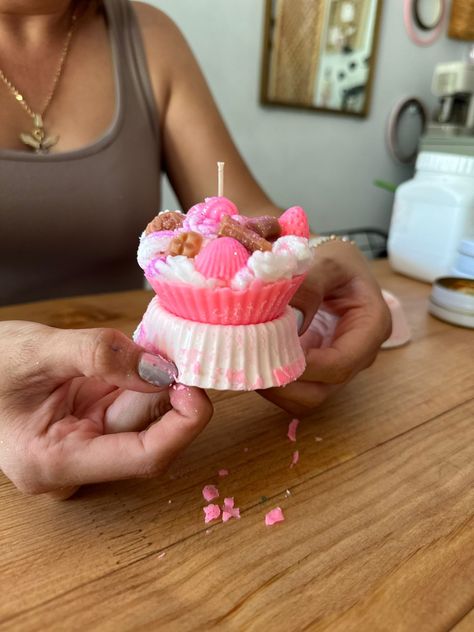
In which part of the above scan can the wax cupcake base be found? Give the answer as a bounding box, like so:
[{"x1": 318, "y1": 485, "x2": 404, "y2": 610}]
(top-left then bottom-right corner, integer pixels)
[{"x1": 134, "y1": 298, "x2": 306, "y2": 390}]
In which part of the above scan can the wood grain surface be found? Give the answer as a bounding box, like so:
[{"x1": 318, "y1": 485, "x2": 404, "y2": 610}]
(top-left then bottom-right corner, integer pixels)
[{"x1": 0, "y1": 261, "x2": 473, "y2": 631}]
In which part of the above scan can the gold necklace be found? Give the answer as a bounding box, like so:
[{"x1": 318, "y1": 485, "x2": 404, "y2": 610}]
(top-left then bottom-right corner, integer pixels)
[{"x1": 0, "y1": 7, "x2": 78, "y2": 153}]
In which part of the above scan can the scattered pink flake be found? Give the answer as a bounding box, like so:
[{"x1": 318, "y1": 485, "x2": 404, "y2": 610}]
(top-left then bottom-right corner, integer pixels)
[
  {"x1": 221, "y1": 497, "x2": 241, "y2": 522},
  {"x1": 290, "y1": 450, "x2": 299, "y2": 468},
  {"x1": 202, "y1": 484, "x2": 219, "y2": 502},
  {"x1": 158, "y1": 552, "x2": 166, "y2": 559},
  {"x1": 265, "y1": 507, "x2": 285, "y2": 526},
  {"x1": 287, "y1": 418, "x2": 300, "y2": 442},
  {"x1": 315, "y1": 436, "x2": 323, "y2": 442},
  {"x1": 203, "y1": 504, "x2": 221, "y2": 523},
  {"x1": 218, "y1": 469, "x2": 229, "y2": 477}
]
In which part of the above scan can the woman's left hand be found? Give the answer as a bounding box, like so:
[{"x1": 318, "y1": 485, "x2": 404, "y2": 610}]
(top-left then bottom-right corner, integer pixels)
[{"x1": 258, "y1": 241, "x2": 392, "y2": 416}]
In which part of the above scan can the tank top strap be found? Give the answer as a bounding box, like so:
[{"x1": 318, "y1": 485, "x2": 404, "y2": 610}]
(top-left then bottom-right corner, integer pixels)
[{"x1": 103, "y1": 0, "x2": 160, "y2": 147}]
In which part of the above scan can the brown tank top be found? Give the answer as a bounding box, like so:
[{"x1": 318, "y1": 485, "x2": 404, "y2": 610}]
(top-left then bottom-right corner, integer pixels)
[{"x1": 0, "y1": 0, "x2": 160, "y2": 306}]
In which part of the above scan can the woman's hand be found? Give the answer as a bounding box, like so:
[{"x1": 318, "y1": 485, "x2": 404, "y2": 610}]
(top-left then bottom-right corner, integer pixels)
[
  {"x1": 259, "y1": 242, "x2": 392, "y2": 416},
  {"x1": 0, "y1": 322, "x2": 213, "y2": 496}
]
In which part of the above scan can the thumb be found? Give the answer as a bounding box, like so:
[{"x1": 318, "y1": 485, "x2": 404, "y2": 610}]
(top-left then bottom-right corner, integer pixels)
[
  {"x1": 15, "y1": 323, "x2": 177, "y2": 393},
  {"x1": 50, "y1": 327, "x2": 178, "y2": 391}
]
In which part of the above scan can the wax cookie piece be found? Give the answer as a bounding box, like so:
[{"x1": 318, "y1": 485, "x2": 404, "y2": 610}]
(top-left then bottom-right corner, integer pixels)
[
  {"x1": 166, "y1": 231, "x2": 203, "y2": 257},
  {"x1": 219, "y1": 215, "x2": 272, "y2": 252},
  {"x1": 146, "y1": 211, "x2": 184, "y2": 234},
  {"x1": 246, "y1": 215, "x2": 281, "y2": 240}
]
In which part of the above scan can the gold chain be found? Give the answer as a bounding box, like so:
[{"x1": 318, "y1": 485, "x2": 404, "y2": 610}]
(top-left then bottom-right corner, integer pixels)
[{"x1": 0, "y1": 9, "x2": 78, "y2": 120}]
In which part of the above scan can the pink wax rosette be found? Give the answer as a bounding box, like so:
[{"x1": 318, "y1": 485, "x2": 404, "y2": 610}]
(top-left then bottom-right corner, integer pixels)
[{"x1": 134, "y1": 191, "x2": 313, "y2": 391}]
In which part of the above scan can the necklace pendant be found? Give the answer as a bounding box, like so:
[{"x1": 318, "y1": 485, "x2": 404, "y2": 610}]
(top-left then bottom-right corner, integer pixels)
[{"x1": 20, "y1": 114, "x2": 59, "y2": 153}]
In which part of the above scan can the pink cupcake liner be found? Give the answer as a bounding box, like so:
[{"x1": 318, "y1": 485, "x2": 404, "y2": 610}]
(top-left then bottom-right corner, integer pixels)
[
  {"x1": 134, "y1": 298, "x2": 306, "y2": 390},
  {"x1": 144, "y1": 274, "x2": 305, "y2": 325}
]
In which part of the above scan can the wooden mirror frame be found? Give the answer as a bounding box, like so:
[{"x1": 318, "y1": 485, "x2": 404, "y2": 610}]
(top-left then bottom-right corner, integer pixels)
[{"x1": 260, "y1": 0, "x2": 384, "y2": 118}]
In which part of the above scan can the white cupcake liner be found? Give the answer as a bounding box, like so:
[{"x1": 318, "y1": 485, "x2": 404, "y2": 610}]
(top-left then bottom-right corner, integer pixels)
[{"x1": 134, "y1": 298, "x2": 306, "y2": 390}]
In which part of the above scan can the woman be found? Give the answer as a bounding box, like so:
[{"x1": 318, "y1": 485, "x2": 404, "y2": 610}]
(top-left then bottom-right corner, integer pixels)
[{"x1": 0, "y1": 0, "x2": 391, "y2": 495}]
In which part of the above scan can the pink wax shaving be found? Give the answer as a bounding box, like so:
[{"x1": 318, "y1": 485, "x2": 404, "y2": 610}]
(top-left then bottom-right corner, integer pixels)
[
  {"x1": 203, "y1": 504, "x2": 221, "y2": 523},
  {"x1": 265, "y1": 507, "x2": 285, "y2": 526},
  {"x1": 287, "y1": 418, "x2": 300, "y2": 442},
  {"x1": 290, "y1": 450, "x2": 299, "y2": 468},
  {"x1": 202, "y1": 484, "x2": 219, "y2": 502},
  {"x1": 218, "y1": 469, "x2": 229, "y2": 477},
  {"x1": 222, "y1": 497, "x2": 241, "y2": 522}
]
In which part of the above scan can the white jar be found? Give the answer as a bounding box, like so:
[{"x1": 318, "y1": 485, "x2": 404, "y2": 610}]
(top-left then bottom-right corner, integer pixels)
[{"x1": 388, "y1": 152, "x2": 474, "y2": 283}]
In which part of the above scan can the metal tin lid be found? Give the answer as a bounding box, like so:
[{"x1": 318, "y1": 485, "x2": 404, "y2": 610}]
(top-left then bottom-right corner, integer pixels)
[{"x1": 429, "y1": 277, "x2": 474, "y2": 329}]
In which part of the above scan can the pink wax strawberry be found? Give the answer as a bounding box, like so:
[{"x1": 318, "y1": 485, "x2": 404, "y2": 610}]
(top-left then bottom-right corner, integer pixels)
[{"x1": 278, "y1": 206, "x2": 310, "y2": 238}]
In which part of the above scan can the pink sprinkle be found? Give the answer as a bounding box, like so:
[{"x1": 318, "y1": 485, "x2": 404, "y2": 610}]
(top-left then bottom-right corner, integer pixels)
[
  {"x1": 222, "y1": 497, "x2": 241, "y2": 522},
  {"x1": 158, "y1": 552, "x2": 166, "y2": 559},
  {"x1": 203, "y1": 504, "x2": 221, "y2": 523},
  {"x1": 202, "y1": 485, "x2": 219, "y2": 502},
  {"x1": 287, "y1": 418, "x2": 300, "y2": 442},
  {"x1": 290, "y1": 450, "x2": 299, "y2": 468},
  {"x1": 265, "y1": 507, "x2": 285, "y2": 526},
  {"x1": 218, "y1": 469, "x2": 229, "y2": 477}
]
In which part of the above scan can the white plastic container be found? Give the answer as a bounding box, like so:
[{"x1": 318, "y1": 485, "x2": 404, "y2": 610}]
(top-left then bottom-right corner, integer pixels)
[{"x1": 388, "y1": 152, "x2": 474, "y2": 282}]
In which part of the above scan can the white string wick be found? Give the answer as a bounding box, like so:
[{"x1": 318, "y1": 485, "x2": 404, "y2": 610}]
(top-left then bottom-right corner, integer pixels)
[{"x1": 217, "y1": 162, "x2": 225, "y2": 197}]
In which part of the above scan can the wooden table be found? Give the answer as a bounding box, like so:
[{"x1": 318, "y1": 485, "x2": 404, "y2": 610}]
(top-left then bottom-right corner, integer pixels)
[{"x1": 0, "y1": 261, "x2": 473, "y2": 631}]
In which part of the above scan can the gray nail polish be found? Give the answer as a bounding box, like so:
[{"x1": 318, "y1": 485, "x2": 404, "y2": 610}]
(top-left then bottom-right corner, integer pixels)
[
  {"x1": 291, "y1": 307, "x2": 304, "y2": 334},
  {"x1": 138, "y1": 352, "x2": 178, "y2": 387}
]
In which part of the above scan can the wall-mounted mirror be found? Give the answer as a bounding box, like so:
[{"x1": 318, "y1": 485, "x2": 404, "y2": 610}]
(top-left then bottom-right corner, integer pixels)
[{"x1": 260, "y1": 0, "x2": 383, "y2": 117}]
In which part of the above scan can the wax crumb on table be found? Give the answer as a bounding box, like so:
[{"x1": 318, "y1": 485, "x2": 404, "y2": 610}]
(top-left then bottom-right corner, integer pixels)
[
  {"x1": 287, "y1": 418, "x2": 300, "y2": 442},
  {"x1": 222, "y1": 497, "x2": 241, "y2": 523},
  {"x1": 202, "y1": 484, "x2": 219, "y2": 502},
  {"x1": 204, "y1": 504, "x2": 221, "y2": 523},
  {"x1": 315, "y1": 436, "x2": 323, "y2": 442},
  {"x1": 290, "y1": 450, "x2": 299, "y2": 468},
  {"x1": 218, "y1": 469, "x2": 229, "y2": 477},
  {"x1": 265, "y1": 507, "x2": 285, "y2": 526},
  {"x1": 285, "y1": 489, "x2": 291, "y2": 497}
]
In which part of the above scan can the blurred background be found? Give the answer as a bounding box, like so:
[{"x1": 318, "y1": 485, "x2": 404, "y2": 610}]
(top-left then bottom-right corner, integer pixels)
[{"x1": 151, "y1": 0, "x2": 466, "y2": 233}]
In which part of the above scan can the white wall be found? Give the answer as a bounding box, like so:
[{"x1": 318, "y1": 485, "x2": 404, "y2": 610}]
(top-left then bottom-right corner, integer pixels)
[{"x1": 149, "y1": 0, "x2": 465, "y2": 232}]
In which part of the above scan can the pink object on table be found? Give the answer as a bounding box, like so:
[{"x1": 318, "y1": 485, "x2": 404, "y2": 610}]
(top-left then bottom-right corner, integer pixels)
[
  {"x1": 202, "y1": 485, "x2": 219, "y2": 502},
  {"x1": 381, "y1": 290, "x2": 411, "y2": 349},
  {"x1": 222, "y1": 497, "x2": 241, "y2": 523},
  {"x1": 218, "y1": 469, "x2": 229, "y2": 477},
  {"x1": 203, "y1": 504, "x2": 221, "y2": 523},
  {"x1": 287, "y1": 418, "x2": 300, "y2": 442},
  {"x1": 194, "y1": 237, "x2": 249, "y2": 282},
  {"x1": 265, "y1": 507, "x2": 285, "y2": 526},
  {"x1": 290, "y1": 450, "x2": 299, "y2": 468},
  {"x1": 298, "y1": 290, "x2": 411, "y2": 352}
]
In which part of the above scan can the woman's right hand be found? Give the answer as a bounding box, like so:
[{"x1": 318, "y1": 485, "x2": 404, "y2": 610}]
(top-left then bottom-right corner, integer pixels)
[{"x1": 0, "y1": 321, "x2": 213, "y2": 497}]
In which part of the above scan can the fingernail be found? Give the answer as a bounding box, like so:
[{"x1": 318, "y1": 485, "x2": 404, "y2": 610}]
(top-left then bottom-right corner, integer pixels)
[
  {"x1": 138, "y1": 352, "x2": 178, "y2": 387},
  {"x1": 291, "y1": 307, "x2": 304, "y2": 334}
]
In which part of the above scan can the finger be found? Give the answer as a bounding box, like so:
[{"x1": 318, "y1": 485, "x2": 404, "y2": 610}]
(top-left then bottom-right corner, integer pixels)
[
  {"x1": 259, "y1": 381, "x2": 339, "y2": 416},
  {"x1": 47, "y1": 486, "x2": 80, "y2": 500},
  {"x1": 41, "y1": 327, "x2": 177, "y2": 393},
  {"x1": 301, "y1": 312, "x2": 385, "y2": 384},
  {"x1": 46, "y1": 385, "x2": 213, "y2": 486},
  {"x1": 104, "y1": 390, "x2": 172, "y2": 433},
  {"x1": 290, "y1": 272, "x2": 323, "y2": 334}
]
